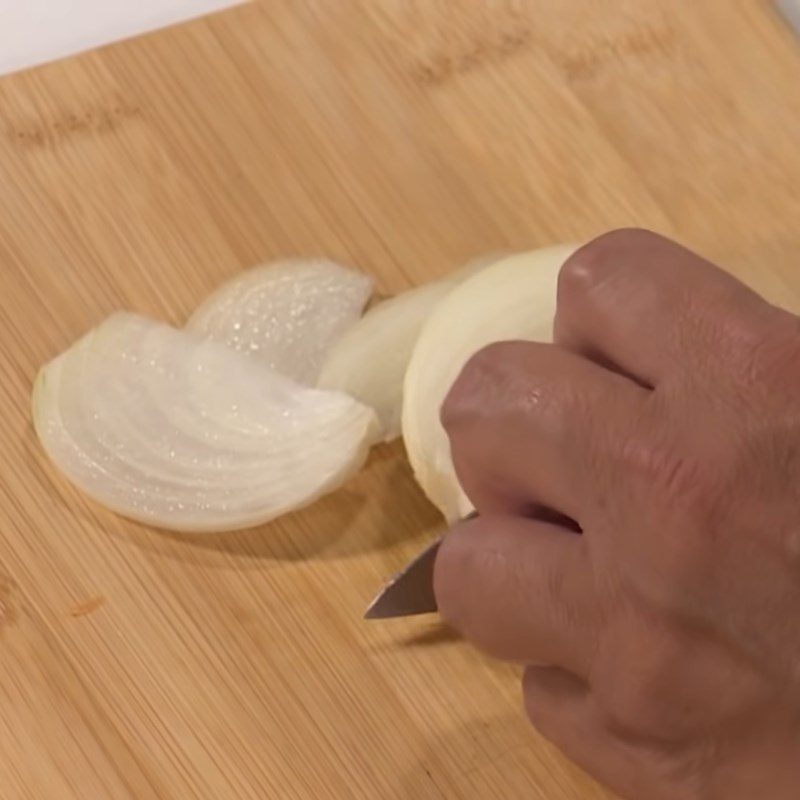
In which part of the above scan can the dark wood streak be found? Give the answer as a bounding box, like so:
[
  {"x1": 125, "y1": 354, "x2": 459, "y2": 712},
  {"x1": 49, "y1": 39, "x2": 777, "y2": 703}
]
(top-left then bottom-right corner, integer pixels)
[{"x1": 0, "y1": 573, "x2": 19, "y2": 633}]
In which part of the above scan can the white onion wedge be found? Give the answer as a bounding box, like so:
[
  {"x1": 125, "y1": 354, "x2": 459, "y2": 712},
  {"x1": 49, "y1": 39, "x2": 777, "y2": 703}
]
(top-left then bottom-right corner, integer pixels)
[
  {"x1": 33, "y1": 313, "x2": 378, "y2": 533},
  {"x1": 186, "y1": 259, "x2": 372, "y2": 385},
  {"x1": 402, "y1": 245, "x2": 578, "y2": 522},
  {"x1": 317, "y1": 254, "x2": 503, "y2": 441}
]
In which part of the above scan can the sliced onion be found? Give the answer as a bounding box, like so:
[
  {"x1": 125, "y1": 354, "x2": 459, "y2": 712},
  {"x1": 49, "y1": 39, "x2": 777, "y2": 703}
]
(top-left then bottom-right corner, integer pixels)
[
  {"x1": 402, "y1": 245, "x2": 578, "y2": 522},
  {"x1": 33, "y1": 313, "x2": 378, "y2": 533},
  {"x1": 186, "y1": 259, "x2": 372, "y2": 385},
  {"x1": 317, "y1": 254, "x2": 503, "y2": 441}
]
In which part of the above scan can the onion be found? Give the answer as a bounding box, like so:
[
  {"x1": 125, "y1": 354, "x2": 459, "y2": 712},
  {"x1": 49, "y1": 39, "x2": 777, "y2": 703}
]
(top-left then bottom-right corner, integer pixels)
[
  {"x1": 186, "y1": 259, "x2": 372, "y2": 385},
  {"x1": 317, "y1": 255, "x2": 503, "y2": 441},
  {"x1": 33, "y1": 313, "x2": 378, "y2": 532},
  {"x1": 402, "y1": 245, "x2": 578, "y2": 522}
]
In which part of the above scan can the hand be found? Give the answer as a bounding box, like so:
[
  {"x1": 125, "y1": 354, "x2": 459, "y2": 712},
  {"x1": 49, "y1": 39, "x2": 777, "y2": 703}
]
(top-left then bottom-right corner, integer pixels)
[{"x1": 434, "y1": 229, "x2": 800, "y2": 799}]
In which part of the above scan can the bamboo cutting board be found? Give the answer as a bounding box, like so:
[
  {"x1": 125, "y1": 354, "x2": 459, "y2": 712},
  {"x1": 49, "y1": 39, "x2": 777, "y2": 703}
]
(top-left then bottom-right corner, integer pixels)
[{"x1": 1, "y1": 2, "x2": 799, "y2": 798}]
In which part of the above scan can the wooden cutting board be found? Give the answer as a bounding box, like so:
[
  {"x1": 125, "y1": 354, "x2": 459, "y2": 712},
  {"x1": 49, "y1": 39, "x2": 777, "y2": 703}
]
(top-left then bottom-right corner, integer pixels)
[{"x1": 1, "y1": 1, "x2": 799, "y2": 798}]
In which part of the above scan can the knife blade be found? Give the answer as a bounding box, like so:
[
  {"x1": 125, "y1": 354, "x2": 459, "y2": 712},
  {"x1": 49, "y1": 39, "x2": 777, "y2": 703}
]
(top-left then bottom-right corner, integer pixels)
[
  {"x1": 364, "y1": 512, "x2": 478, "y2": 619},
  {"x1": 364, "y1": 537, "x2": 442, "y2": 619}
]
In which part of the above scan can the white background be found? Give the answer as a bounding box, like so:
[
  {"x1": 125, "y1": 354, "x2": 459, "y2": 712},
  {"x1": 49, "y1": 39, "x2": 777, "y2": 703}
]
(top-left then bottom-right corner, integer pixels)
[{"x1": 0, "y1": 0, "x2": 244, "y2": 76}]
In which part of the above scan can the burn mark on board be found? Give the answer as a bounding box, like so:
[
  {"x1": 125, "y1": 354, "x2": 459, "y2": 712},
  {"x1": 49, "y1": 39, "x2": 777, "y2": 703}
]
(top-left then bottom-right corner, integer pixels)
[
  {"x1": 410, "y1": 15, "x2": 676, "y2": 88},
  {"x1": 413, "y1": 24, "x2": 532, "y2": 86},
  {"x1": 548, "y1": 25, "x2": 678, "y2": 81},
  {"x1": 5, "y1": 99, "x2": 142, "y2": 150}
]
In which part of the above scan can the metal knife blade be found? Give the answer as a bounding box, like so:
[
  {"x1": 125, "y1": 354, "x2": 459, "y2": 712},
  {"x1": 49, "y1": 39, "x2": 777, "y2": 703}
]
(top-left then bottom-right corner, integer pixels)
[{"x1": 364, "y1": 538, "x2": 442, "y2": 619}]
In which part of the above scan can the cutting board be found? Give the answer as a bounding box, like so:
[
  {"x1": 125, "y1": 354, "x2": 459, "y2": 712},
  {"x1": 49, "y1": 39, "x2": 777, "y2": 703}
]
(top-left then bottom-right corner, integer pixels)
[{"x1": 1, "y1": 2, "x2": 799, "y2": 798}]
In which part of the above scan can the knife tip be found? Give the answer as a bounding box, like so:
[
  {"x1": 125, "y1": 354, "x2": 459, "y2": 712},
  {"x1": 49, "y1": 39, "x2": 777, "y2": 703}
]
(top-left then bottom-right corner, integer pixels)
[{"x1": 363, "y1": 593, "x2": 386, "y2": 619}]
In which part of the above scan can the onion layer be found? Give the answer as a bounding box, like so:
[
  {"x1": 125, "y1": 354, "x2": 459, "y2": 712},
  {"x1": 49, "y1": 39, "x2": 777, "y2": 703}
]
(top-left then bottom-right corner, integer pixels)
[
  {"x1": 317, "y1": 255, "x2": 502, "y2": 440},
  {"x1": 33, "y1": 313, "x2": 378, "y2": 532},
  {"x1": 402, "y1": 245, "x2": 577, "y2": 522},
  {"x1": 186, "y1": 259, "x2": 372, "y2": 385}
]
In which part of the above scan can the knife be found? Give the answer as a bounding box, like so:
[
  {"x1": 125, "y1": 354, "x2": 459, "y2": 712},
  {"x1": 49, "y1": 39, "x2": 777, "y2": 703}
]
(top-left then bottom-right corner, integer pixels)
[
  {"x1": 364, "y1": 537, "x2": 442, "y2": 619},
  {"x1": 364, "y1": 512, "x2": 478, "y2": 619}
]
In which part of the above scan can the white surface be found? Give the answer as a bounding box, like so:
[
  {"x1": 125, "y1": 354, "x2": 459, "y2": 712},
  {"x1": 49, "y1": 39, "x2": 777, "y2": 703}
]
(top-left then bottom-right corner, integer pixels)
[{"x1": 0, "y1": 0, "x2": 244, "y2": 76}]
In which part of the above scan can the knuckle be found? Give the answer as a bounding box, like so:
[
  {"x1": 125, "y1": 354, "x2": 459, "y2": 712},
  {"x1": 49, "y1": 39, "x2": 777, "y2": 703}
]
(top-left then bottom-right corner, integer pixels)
[
  {"x1": 589, "y1": 227, "x2": 664, "y2": 250},
  {"x1": 439, "y1": 341, "x2": 518, "y2": 432},
  {"x1": 619, "y1": 432, "x2": 722, "y2": 513},
  {"x1": 557, "y1": 247, "x2": 603, "y2": 304},
  {"x1": 625, "y1": 437, "x2": 734, "y2": 570},
  {"x1": 733, "y1": 314, "x2": 800, "y2": 388},
  {"x1": 685, "y1": 294, "x2": 800, "y2": 396},
  {"x1": 440, "y1": 341, "x2": 552, "y2": 433},
  {"x1": 558, "y1": 228, "x2": 659, "y2": 306}
]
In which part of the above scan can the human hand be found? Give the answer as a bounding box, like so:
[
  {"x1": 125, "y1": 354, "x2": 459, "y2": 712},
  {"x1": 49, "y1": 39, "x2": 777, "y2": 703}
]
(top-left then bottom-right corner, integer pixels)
[{"x1": 435, "y1": 229, "x2": 800, "y2": 799}]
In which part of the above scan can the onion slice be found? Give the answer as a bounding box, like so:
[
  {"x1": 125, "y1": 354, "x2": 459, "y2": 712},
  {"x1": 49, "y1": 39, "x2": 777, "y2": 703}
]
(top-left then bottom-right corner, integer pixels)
[
  {"x1": 317, "y1": 255, "x2": 503, "y2": 441},
  {"x1": 186, "y1": 259, "x2": 372, "y2": 385},
  {"x1": 33, "y1": 313, "x2": 378, "y2": 532},
  {"x1": 402, "y1": 245, "x2": 578, "y2": 522}
]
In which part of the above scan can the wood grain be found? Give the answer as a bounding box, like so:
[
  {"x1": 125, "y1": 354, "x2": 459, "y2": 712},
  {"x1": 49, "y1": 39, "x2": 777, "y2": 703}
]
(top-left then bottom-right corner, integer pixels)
[{"x1": 0, "y1": 1, "x2": 799, "y2": 797}]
